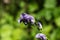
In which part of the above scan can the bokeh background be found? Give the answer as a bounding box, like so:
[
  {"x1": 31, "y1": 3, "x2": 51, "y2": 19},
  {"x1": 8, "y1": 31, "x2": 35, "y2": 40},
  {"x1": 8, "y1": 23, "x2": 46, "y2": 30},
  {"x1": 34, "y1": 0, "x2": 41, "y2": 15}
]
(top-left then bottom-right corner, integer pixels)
[{"x1": 0, "y1": 0, "x2": 60, "y2": 40}]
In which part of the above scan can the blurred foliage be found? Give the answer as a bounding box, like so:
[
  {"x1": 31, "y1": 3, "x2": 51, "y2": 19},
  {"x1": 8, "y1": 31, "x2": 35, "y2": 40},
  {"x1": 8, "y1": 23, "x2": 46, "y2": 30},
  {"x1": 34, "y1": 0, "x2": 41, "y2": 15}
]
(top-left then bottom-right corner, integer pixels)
[{"x1": 0, "y1": 0, "x2": 60, "y2": 40}]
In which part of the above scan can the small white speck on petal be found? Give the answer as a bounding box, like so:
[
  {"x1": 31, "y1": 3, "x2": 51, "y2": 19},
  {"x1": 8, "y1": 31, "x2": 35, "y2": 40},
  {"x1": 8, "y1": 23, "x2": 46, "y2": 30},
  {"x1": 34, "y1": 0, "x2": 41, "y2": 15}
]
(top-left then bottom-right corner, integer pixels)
[
  {"x1": 18, "y1": 19, "x2": 20, "y2": 23},
  {"x1": 31, "y1": 19, "x2": 35, "y2": 24},
  {"x1": 35, "y1": 33, "x2": 40, "y2": 38}
]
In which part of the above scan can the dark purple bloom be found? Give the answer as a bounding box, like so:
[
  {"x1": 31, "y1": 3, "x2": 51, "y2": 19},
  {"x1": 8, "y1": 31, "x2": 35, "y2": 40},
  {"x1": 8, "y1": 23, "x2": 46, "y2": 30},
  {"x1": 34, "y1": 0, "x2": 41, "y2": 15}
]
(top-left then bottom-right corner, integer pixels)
[
  {"x1": 18, "y1": 13, "x2": 35, "y2": 25},
  {"x1": 35, "y1": 33, "x2": 47, "y2": 40}
]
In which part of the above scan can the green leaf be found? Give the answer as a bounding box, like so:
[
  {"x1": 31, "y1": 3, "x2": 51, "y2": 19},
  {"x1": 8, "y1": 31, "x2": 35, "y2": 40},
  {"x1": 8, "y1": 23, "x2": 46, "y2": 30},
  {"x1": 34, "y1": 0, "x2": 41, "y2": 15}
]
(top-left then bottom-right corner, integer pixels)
[
  {"x1": 53, "y1": 7, "x2": 60, "y2": 18},
  {"x1": 19, "y1": 1, "x2": 26, "y2": 8},
  {"x1": 44, "y1": 0, "x2": 56, "y2": 9},
  {"x1": 54, "y1": 17, "x2": 60, "y2": 27},
  {"x1": 50, "y1": 28, "x2": 60, "y2": 40},
  {"x1": 28, "y1": 3, "x2": 38, "y2": 12},
  {"x1": 42, "y1": 24, "x2": 52, "y2": 37},
  {"x1": 44, "y1": 10, "x2": 52, "y2": 21}
]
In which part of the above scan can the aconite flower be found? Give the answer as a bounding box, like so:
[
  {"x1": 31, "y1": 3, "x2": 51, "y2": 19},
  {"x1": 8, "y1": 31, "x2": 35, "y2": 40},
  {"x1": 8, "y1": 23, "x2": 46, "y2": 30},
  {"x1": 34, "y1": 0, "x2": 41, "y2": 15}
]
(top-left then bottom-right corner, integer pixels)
[
  {"x1": 18, "y1": 13, "x2": 35, "y2": 25},
  {"x1": 35, "y1": 33, "x2": 47, "y2": 40}
]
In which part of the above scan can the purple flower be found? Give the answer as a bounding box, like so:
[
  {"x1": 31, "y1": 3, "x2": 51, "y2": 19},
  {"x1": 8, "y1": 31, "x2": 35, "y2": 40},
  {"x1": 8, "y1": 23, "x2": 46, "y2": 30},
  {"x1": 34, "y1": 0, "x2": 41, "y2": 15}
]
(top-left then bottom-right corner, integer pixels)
[
  {"x1": 35, "y1": 33, "x2": 47, "y2": 40},
  {"x1": 18, "y1": 13, "x2": 35, "y2": 25},
  {"x1": 37, "y1": 22, "x2": 42, "y2": 30}
]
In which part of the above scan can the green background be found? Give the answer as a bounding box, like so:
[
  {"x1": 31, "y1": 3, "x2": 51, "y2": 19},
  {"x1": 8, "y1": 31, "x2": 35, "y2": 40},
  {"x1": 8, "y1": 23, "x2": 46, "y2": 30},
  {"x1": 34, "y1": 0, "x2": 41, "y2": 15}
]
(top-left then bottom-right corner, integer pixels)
[{"x1": 0, "y1": 0, "x2": 60, "y2": 40}]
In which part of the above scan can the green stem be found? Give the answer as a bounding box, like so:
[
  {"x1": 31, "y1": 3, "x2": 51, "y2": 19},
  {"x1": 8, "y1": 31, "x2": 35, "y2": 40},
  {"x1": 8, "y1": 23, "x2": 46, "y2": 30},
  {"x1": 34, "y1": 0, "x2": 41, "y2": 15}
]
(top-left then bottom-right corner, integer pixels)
[{"x1": 27, "y1": 23, "x2": 32, "y2": 40}]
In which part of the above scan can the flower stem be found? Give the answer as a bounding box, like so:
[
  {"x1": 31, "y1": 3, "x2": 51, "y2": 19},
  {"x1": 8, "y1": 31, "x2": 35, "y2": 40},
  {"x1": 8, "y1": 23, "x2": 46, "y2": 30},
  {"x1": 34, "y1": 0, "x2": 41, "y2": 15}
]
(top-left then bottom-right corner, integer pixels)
[{"x1": 27, "y1": 23, "x2": 32, "y2": 40}]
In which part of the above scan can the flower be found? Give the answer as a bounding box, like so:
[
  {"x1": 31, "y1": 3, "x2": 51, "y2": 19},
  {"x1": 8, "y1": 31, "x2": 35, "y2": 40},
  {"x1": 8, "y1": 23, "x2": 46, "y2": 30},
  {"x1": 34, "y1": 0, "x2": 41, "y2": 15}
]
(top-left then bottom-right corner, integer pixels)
[
  {"x1": 35, "y1": 33, "x2": 47, "y2": 40},
  {"x1": 37, "y1": 22, "x2": 42, "y2": 30},
  {"x1": 18, "y1": 13, "x2": 35, "y2": 25}
]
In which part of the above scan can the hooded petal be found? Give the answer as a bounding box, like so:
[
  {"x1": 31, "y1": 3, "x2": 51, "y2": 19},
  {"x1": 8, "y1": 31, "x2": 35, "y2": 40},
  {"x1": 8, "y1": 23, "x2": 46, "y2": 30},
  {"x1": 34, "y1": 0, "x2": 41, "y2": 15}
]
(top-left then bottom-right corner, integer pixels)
[{"x1": 35, "y1": 33, "x2": 47, "y2": 40}]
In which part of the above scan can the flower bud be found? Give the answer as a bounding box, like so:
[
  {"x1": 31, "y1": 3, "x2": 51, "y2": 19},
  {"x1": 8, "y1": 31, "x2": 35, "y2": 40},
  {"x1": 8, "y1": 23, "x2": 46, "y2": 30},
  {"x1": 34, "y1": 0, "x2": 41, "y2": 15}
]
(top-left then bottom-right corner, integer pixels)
[{"x1": 37, "y1": 22, "x2": 42, "y2": 30}]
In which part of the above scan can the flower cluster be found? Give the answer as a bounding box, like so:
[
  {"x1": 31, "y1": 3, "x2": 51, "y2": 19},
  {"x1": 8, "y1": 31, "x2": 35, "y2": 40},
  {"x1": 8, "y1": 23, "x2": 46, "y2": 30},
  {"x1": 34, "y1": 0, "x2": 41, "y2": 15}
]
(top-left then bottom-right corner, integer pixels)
[
  {"x1": 18, "y1": 13, "x2": 47, "y2": 40},
  {"x1": 18, "y1": 13, "x2": 42, "y2": 29}
]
